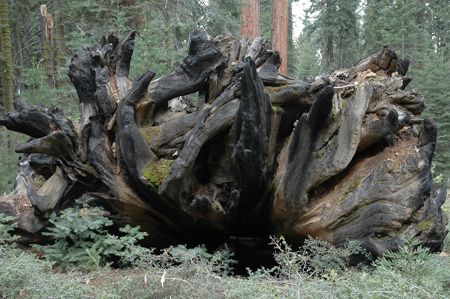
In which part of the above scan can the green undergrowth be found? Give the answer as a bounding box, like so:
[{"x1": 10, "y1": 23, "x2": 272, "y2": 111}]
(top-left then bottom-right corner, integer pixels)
[
  {"x1": 440, "y1": 194, "x2": 450, "y2": 253},
  {"x1": 2, "y1": 210, "x2": 450, "y2": 298},
  {"x1": 32, "y1": 200, "x2": 148, "y2": 271}
]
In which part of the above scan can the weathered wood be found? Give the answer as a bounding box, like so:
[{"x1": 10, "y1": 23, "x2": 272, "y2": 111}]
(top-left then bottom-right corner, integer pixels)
[
  {"x1": 137, "y1": 31, "x2": 227, "y2": 126},
  {"x1": 0, "y1": 30, "x2": 447, "y2": 258},
  {"x1": 257, "y1": 52, "x2": 297, "y2": 86},
  {"x1": 0, "y1": 98, "x2": 55, "y2": 138},
  {"x1": 230, "y1": 57, "x2": 273, "y2": 213}
]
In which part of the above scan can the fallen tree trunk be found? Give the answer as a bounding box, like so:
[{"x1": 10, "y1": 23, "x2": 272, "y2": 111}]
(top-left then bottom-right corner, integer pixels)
[{"x1": 0, "y1": 30, "x2": 447, "y2": 257}]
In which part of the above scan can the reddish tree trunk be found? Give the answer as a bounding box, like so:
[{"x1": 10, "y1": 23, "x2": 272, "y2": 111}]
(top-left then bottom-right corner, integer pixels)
[
  {"x1": 240, "y1": 0, "x2": 261, "y2": 38},
  {"x1": 271, "y1": 0, "x2": 288, "y2": 75}
]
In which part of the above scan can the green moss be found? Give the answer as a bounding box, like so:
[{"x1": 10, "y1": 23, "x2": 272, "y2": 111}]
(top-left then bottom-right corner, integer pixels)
[
  {"x1": 140, "y1": 126, "x2": 162, "y2": 146},
  {"x1": 143, "y1": 159, "x2": 174, "y2": 192},
  {"x1": 416, "y1": 220, "x2": 433, "y2": 231},
  {"x1": 265, "y1": 86, "x2": 282, "y2": 94},
  {"x1": 317, "y1": 151, "x2": 325, "y2": 158},
  {"x1": 272, "y1": 105, "x2": 280, "y2": 112},
  {"x1": 337, "y1": 178, "x2": 362, "y2": 203},
  {"x1": 264, "y1": 84, "x2": 291, "y2": 94},
  {"x1": 331, "y1": 109, "x2": 338, "y2": 124},
  {"x1": 355, "y1": 205, "x2": 367, "y2": 214},
  {"x1": 34, "y1": 175, "x2": 46, "y2": 188}
]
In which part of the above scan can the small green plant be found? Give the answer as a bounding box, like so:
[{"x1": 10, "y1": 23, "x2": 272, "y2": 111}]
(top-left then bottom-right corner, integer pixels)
[
  {"x1": 129, "y1": 243, "x2": 236, "y2": 275},
  {"x1": 33, "y1": 199, "x2": 148, "y2": 270},
  {"x1": 271, "y1": 235, "x2": 370, "y2": 279},
  {"x1": 373, "y1": 237, "x2": 450, "y2": 287},
  {"x1": 0, "y1": 213, "x2": 19, "y2": 246},
  {"x1": 170, "y1": 244, "x2": 237, "y2": 276},
  {"x1": 441, "y1": 194, "x2": 450, "y2": 252},
  {"x1": 338, "y1": 237, "x2": 450, "y2": 298}
]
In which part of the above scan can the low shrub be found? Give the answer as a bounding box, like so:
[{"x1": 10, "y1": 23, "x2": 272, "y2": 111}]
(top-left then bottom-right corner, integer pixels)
[
  {"x1": 2, "y1": 208, "x2": 450, "y2": 298},
  {"x1": 33, "y1": 199, "x2": 148, "y2": 270},
  {"x1": 0, "y1": 213, "x2": 19, "y2": 246},
  {"x1": 271, "y1": 235, "x2": 370, "y2": 279},
  {"x1": 339, "y1": 238, "x2": 450, "y2": 298}
]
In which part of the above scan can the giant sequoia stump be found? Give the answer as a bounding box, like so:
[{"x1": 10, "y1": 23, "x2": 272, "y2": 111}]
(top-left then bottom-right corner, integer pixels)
[{"x1": 1, "y1": 29, "x2": 447, "y2": 257}]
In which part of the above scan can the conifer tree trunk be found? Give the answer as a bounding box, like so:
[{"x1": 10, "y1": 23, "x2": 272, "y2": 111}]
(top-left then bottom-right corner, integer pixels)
[
  {"x1": 325, "y1": 0, "x2": 334, "y2": 69},
  {"x1": 271, "y1": 0, "x2": 288, "y2": 74},
  {"x1": 0, "y1": 0, "x2": 14, "y2": 112},
  {"x1": 15, "y1": 20, "x2": 24, "y2": 94},
  {"x1": 40, "y1": 4, "x2": 55, "y2": 89},
  {"x1": 240, "y1": 0, "x2": 261, "y2": 38},
  {"x1": 53, "y1": 0, "x2": 68, "y2": 86},
  {"x1": 287, "y1": 0, "x2": 294, "y2": 74},
  {"x1": 326, "y1": 32, "x2": 334, "y2": 69}
]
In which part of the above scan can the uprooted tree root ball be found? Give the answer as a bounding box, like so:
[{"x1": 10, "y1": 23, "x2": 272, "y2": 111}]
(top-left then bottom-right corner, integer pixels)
[{"x1": 0, "y1": 29, "x2": 447, "y2": 258}]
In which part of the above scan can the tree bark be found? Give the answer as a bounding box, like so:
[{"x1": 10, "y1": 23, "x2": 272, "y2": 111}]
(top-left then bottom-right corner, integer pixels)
[
  {"x1": 271, "y1": 0, "x2": 288, "y2": 75},
  {"x1": 240, "y1": 0, "x2": 261, "y2": 38},
  {"x1": 53, "y1": 0, "x2": 69, "y2": 86},
  {"x1": 324, "y1": 0, "x2": 334, "y2": 70},
  {"x1": 0, "y1": 0, "x2": 14, "y2": 112},
  {"x1": 40, "y1": 5, "x2": 55, "y2": 89}
]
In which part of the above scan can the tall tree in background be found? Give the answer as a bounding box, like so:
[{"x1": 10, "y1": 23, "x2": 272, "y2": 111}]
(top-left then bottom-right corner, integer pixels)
[
  {"x1": 304, "y1": 0, "x2": 336, "y2": 70},
  {"x1": 0, "y1": 0, "x2": 18, "y2": 194},
  {"x1": 40, "y1": 1, "x2": 69, "y2": 89},
  {"x1": 287, "y1": 0, "x2": 297, "y2": 74},
  {"x1": 260, "y1": 0, "x2": 271, "y2": 38},
  {"x1": 207, "y1": 0, "x2": 242, "y2": 36},
  {"x1": 0, "y1": 0, "x2": 14, "y2": 112},
  {"x1": 40, "y1": 4, "x2": 55, "y2": 88},
  {"x1": 260, "y1": 0, "x2": 297, "y2": 75},
  {"x1": 272, "y1": 0, "x2": 288, "y2": 74},
  {"x1": 415, "y1": 0, "x2": 450, "y2": 178},
  {"x1": 240, "y1": 0, "x2": 261, "y2": 38},
  {"x1": 53, "y1": 0, "x2": 69, "y2": 76},
  {"x1": 360, "y1": 0, "x2": 450, "y2": 178},
  {"x1": 303, "y1": 0, "x2": 359, "y2": 72},
  {"x1": 361, "y1": 0, "x2": 385, "y2": 56}
]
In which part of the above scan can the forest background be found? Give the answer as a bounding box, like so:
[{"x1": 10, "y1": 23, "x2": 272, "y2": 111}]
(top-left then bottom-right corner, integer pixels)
[{"x1": 0, "y1": 0, "x2": 449, "y2": 194}]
